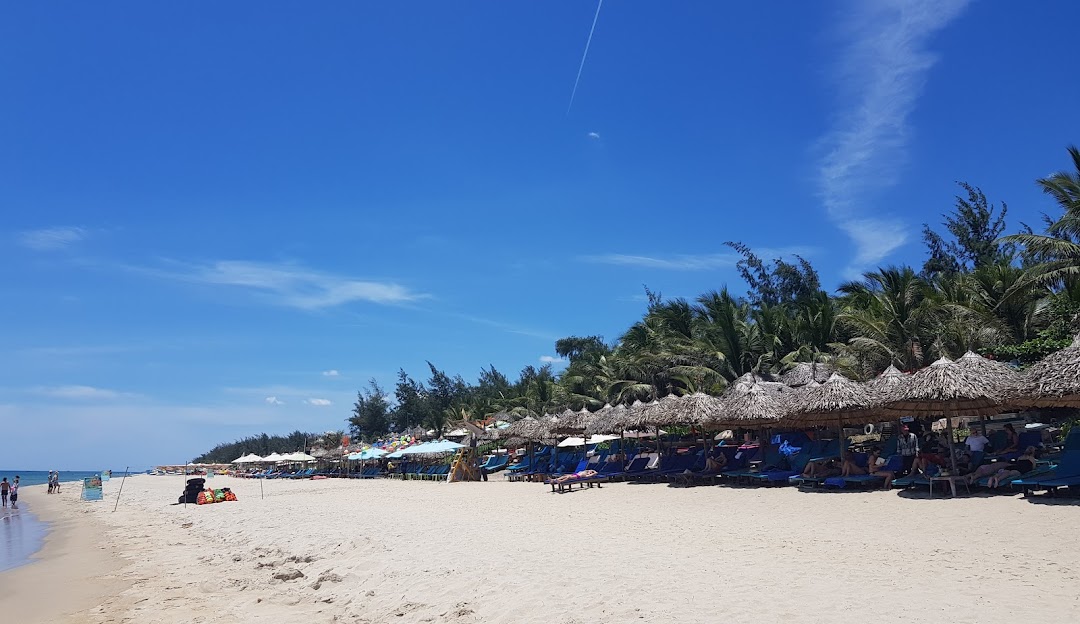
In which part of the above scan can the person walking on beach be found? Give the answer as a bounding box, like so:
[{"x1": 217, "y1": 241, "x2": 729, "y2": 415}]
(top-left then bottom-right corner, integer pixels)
[
  {"x1": 53, "y1": 472, "x2": 61, "y2": 494},
  {"x1": 1, "y1": 477, "x2": 8, "y2": 508},
  {"x1": 9, "y1": 476, "x2": 19, "y2": 509}
]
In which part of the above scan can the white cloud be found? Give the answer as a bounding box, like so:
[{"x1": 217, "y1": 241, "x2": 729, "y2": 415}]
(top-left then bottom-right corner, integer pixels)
[
  {"x1": 587, "y1": 132, "x2": 601, "y2": 139},
  {"x1": 583, "y1": 247, "x2": 816, "y2": 271},
  {"x1": 539, "y1": 355, "x2": 567, "y2": 364},
  {"x1": 19, "y1": 226, "x2": 87, "y2": 251},
  {"x1": 265, "y1": 396, "x2": 284, "y2": 405},
  {"x1": 136, "y1": 260, "x2": 424, "y2": 310},
  {"x1": 32, "y1": 385, "x2": 130, "y2": 400},
  {"x1": 306, "y1": 398, "x2": 332, "y2": 406},
  {"x1": 321, "y1": 369, "x2": 340, "y2": 377},
  {"x1": 818, "y1": 0, "x2": 970, "y2": 273}
]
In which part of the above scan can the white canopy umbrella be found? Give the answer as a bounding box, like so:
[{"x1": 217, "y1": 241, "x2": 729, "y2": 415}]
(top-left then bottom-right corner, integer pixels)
[
  {"x1": 232, "y1": 453, "x2": 264, "y2": 464},
  {"x1": 557, "y1": 434, "x2": 621, "y2": 447},
  {"x1": 262, "y1": 452, "x2": 285, "y2": 462},
  {"x1": 557, "y1": 436, "x2": 586, "y2": 447},
  {"x1": 281, "y1": 452, "x2": 316, "y2": 462},
  {"x1": 622, "y1": 429, "x2": 665, "y2": 438}
]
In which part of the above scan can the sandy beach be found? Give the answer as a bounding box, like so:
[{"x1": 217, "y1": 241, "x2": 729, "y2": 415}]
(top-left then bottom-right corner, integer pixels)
[{"x1": 2, "y1": 476, "x2": 1078, "y2": 623}]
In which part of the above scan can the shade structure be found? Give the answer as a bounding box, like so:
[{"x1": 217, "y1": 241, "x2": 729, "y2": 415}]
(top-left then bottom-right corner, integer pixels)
[
  {"x1": 348, "y1": 448, "x2": 388, "y2": 461},
  {"x1": 1011, "y1": 335, "x2": 1080, "y2": 408},
  {"x1": 551, "y1": 407, "x2": 592, "y2": 434},
  {"x1": 503, "y1": 416, "x2": 541, "y2": 440},
  {"x1": 781, "y1": 373, "x2": 881, "y2": 428},
  {"x1": 705, "y1": 383, "x2": 786, "y2": 429},
  {"x1": 557, "y1": 434, "x2": 620, "y2": 447},
  {"x1": 881, "y1": 357, "x2": 1003, "y2": 417},
  {"x1": 232, "y1": 453, "x2": 264, "y2": 464},
  {"x1": 281, "y1": 452, "x2": 316, "y2": 462},
  {"x1": 584, "y1": 403, "x2": 635, "y2": 435},
  {"x1": 866, "y1": 365, "x2": 910, "y2": 400},
  {"x1": 399, "y1": 440, "x2": 465, "y2": 456},
  {"x1": 780, "y1": 361, "x2": 835, "y2": 387},
  {"x1": 262, "y1": 452, "x2": 285, "y2": 462},
  {"x1": 647, "y1": 393, "x2": 724, "y2": 427},
  {"x1": 882, "y1": 357, "x2": 1006, "y2": 476}
]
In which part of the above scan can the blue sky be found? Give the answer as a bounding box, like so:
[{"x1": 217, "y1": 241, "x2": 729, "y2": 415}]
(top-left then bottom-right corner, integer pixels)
[{"x1": 2, "y1": 1, "x2": 1078, "y2": 470}]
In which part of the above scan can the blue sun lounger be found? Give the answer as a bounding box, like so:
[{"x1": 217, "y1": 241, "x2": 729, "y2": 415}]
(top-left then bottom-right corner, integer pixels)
[{"x1": 1012, "y1": 430, "x2": 1080, "y2": 496}]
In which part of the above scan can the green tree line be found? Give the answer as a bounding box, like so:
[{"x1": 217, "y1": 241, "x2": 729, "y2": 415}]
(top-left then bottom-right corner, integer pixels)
[{"x1": 198, "y1": 146, "x2": 1080, "y2": 452}]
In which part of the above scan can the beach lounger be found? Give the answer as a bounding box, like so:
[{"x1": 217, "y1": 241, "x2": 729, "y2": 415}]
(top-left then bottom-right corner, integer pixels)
[{"x1": 1012, "y1": 430, "x2": 1080, "y2": 496}]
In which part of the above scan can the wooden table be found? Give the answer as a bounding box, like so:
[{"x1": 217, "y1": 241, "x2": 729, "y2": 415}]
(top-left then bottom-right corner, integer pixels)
[{"x1": 929, "y1": 475, "x2": 970, "y2": 498}]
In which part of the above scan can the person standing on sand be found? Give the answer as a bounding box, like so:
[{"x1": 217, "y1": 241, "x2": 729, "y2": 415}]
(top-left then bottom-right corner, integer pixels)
[
  {"x1": 897, "y1": 424, "x2": 920, "y2": 476},
  {"x1": 1, "y1": 477, "x2": 8, "y2": 508},
  {"x1": 9, "y1": 476, "x2": 19, "y2": 509},
  {"x1": 53, "y1": 472, "x2": 61, "y2": 493}
]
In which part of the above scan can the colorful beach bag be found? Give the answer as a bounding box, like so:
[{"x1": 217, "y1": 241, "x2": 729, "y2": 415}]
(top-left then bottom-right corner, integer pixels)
[
  {"x1": 223, "y1": 490, "x2": 237, "y2": 502},
  {"x1": 196, "y1": 490, "x2": 214, "y2": 505}
]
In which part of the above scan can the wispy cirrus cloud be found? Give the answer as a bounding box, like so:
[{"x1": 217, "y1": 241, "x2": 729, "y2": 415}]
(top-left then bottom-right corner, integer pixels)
[
  {"x1": 19, "y1": 226, "x2": 88, "y2": 251},
  {"x1": 818, "y1": 0, "x2": 970, "y2": 274},
  {"x1": 31, "y1": 385, "x2": 134, "y2": 400},
  {"x1": 135, "y1": 260, "x2": 425, "y2": 310},
  {"x1": 265, "y1": 396, "x2": 284, "y2": 405},
  {"x1": 306, "y1": 398, "x2": 332, "y2": 406},
  {"x1": 583, "y1": 246, "x2": 817, "y2": 271},
  {"x1": 321, "y1": 369, "x2": 340, "y2": 378}
]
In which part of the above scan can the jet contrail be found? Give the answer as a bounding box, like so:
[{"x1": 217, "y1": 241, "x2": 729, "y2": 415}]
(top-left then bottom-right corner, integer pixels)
[{"x1": 567, "y1": 0, "x2": 604, "y2": 114}]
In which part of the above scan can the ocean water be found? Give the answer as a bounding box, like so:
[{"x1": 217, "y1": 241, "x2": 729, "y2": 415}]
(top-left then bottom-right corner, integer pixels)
[{"x1": 0, "y1": 470, "x2": 107, "y2": 573}]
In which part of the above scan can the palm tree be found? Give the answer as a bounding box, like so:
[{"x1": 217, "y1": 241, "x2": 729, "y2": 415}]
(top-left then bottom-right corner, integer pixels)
[
  {"x1": 1004, "y1": 146, "x2": 1080, "y2": 284},
  {"x1": 836, "y1": 266, "x2": 944, "y2": 373}
]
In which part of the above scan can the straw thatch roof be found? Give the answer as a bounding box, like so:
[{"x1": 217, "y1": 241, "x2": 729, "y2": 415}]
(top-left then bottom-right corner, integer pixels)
[
  {"x1": 956, "y1": 351, "x2": 1020, "y2": 385},
  {"x1": 550, "y1": 407, "x2": 591, "y2": 434},
  {"x1": 781, "y1": 373, "x2": 881, "y2": 427},
  {"x1": 645, "y1": 392, "x2": 724, "y2": 427},
  {"x1": 636, "y1": 394, "x2": 680, "y2": 427},
  {"x1": 882, "y1": 357, "x2": 1003, "y2": 416},
  {"x1": 780, "y1": 361, "x2": 836, "y2": 387},
  {"x1": 705, "y1": 384, "x2": 785, "y2": 428},
  {"x1": 503, "y1": 416, "x2": 540, "y2": 439},
  {"x1": 585, "y1": 403, "x2": 638, "y2": 435},
  {"x1": 1012, "y1": 335, "x2": 1080, "y2": 408},
  {"x1": 866, "y1": 365, "x2": 910, "y2": 398}
]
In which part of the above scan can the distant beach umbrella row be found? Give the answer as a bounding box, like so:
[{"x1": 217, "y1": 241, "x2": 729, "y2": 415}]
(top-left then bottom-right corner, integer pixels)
[{"x1": 494, "y1": 337, "x2": 1080, "y2": 442}]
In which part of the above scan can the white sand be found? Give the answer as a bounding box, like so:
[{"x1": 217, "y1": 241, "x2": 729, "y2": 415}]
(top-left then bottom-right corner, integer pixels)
[{"x1": 3, "y1": 475, "x2": 1079, "y2": 623}]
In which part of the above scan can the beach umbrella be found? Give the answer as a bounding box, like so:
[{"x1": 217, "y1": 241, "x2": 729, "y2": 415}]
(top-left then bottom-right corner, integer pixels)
[
  {"x1": 706, "y1": 383, "x2": 786, "y2": 429},
  {"x1": 780, "y1": 361, "x2": 835, "y2": 388},
  {"x1": 232, "y1": 453, "x2": 264, "y2": 464},
  {"x1": 781, "y1": 373, "x2": 880, "y2": 428},
  {"x1": 957, "y1": 351, "x2": 1023, "y2": 433},
  {"x1": 882, "y1": 357, "x2": 1005, "y2": 475},
  {"x1": 866, "y1": 365, "x2": 911, "y2": 397},
  {"x1": 557, "y1": 436, "x2": 586, "y2": 448},
  {"x1": 503, "y1": 416, "x2": 540, "y2": 440},
  {"x1": 263, "y1": 452, "x2": 285, "y2": 463},
  {"x1": 1012, "y1": 335, "x2": 1080, "y2": 408}
]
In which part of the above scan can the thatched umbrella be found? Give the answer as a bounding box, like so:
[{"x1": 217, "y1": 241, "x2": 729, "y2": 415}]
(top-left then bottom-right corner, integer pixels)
[
  {"x1": 780, "y1": 361, "x2": 835, "y2": 388},
  {"x1": 706, "y1": 383, "x2": 786, "y2": 429},
  {"x1": 866, "y1": 365, "x2": 910, "y2": 399},
  {"x1": 782, "y1": 373, "x2": 880, "y2": 428},
  {"x1": 882, "y1": 357, "x2": 1004, "y2": 475},
  {"x1": 957, "y1": 351, "x2": 1022, "y2": 433},
  {"x1": 503, "y1": 416, "x2": 539, "y2": 440},
  {"x1": 1012, "y1": 335, "x2": 1080, "y2": 408},
  {"x1": 638, "y1": 394, "x2": 686, "y2": 428}
]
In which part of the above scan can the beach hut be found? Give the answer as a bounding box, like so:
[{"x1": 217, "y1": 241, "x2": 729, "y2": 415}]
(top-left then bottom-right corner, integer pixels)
[
  {"x1": 707, "y1": 383, "x2": 786, "y2": 429},
  {"x1": 866, "y1": 365, "x2": 910, "y2": 397},
  {"x1": 1008, "y1": 336, "x2": 1080, "y2": 408},
  {"x1": 881, "y1": 357, "x2": 1005, "y2": 476}
]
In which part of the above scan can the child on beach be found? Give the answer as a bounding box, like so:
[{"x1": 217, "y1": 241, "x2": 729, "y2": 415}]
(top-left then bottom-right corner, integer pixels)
[{"x1": 1, "y1": 477, "x2": 8, "y2": 508}]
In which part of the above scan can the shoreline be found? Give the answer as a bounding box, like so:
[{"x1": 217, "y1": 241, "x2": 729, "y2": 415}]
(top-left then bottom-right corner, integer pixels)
[{"x1": 0, "y1": 484, "x2": 127, "y2": 624}]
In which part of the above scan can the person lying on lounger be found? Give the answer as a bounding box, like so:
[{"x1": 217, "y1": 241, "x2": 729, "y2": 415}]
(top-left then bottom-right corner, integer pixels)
[
  {"x1": 802, "y1": 457, "x2": 841, "y2": 478},
  {"x1": 704, "y1": 453, "x2": 727, "y2": 473},
  {"x1": 866, "y1": 450, "x2": 896, "y2": 489},
  {"x1": 965, "y1": 447, "x2": 1037, "y2": 487},
  {"x1": 841, "y1": 451, "x2": 871, "y2": 477},
  {"x1": 553, "y1": 469, "x2": 598, "y2": 483}
]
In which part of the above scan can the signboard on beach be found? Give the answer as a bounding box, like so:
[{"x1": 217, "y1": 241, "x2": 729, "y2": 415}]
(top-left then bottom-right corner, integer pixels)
[
  {"x1": 101, "y1": 470, "x2": 111, "y2": 482},
  {"x1": 81, "y1": 475, "x2": 103, "y2": 501},
  {"x1": 206, "y1": 468, "x2": 215, "y2": 479}
]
